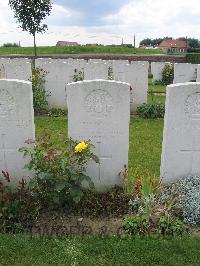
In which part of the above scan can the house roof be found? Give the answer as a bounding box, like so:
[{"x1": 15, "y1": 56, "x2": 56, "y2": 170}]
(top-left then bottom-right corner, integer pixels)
[
  {"x1": 159, "y1": 38, "x2": 188, "y2": 49},
  {"x1": 56, "y1": 41, "x2": 79, "y2": 46}
]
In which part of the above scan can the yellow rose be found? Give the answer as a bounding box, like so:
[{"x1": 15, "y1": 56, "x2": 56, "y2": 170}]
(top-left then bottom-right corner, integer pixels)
[{"x1": 75, "y1": 142, "x2": 89, "y2": 153}]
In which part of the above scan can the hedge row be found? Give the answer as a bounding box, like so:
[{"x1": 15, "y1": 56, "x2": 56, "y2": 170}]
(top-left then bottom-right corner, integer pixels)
[{"x1": 185, "y1": 53, "x2": 200, "y2": 63}]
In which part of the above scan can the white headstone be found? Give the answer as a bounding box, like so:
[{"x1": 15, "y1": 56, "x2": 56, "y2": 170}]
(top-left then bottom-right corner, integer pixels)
[
  {"x1": 0, "y1": 58, "x2": 31, "y2": 81},
  {"x1": 112, "y1": 60, "x2": 129, "y2": 81},
  {"x1": 161, "y1": 82, "x2": 200, "y2": 182},
  {"x1": 88, "y1": 59, "x2": 103, "y2": 63},
  {"x1": 151, "y1": 62, "x2": 166, "y2": 81},
  {"x1": 84, "y1": 62, "x2": 108, "y2": 80},
  {"x1": 125, "y1": 61, "x2": 149, "y2": 113},
  {"x1": 0, "y1": 79, "x2": 35, "y2": 179},
  {"x1": 173, "y1": 63, "x2": 198, "y2": 83},
  {"x1": 35, "y1": 59, "x2": 73, "y2": 108},
  {"x1": 67, "y1": 79, "x2": 130, "y2": 191},
  {"x1": 196, "y1": 64, "x2": 200, "y2": 82}
]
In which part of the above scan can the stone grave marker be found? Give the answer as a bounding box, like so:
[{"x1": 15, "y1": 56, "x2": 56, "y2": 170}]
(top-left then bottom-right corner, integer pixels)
[
  {"x1": 112, "y1": 60, "x2": 129, "y2": 81},
  {"x1": 35, "y1": 58, "x2": 73, "y2": 108},
  {"x1": 0, "y1": 79, "x2": 35, "y2": 179},
  {"x1": 161, "y1": 82, "x2": 200, "y2": 182},
  {"x1": 151, "y1": 62, "x2": 167, "y2": 81},
  {"x1": 173, "y1": 63, "x2": 198, "y2": 83},
  {"x1": 4, "y1": 58, "x2": 32, "y2": 81},
  {"x1": 0, "y1": 64, "x2": 6, "y2": 79},
  {"x1": 67, "y1": 80, "x2": 130, "y2": 191},
  {"x1": 125, "y1": 61, "x2": 149, "y2": 113},
  {"x1": 84, "y1": 62, "x2": 108, "y2": 80},
  {"x1": 196, "y1": 64, "x2": 200, "y2": 82}
]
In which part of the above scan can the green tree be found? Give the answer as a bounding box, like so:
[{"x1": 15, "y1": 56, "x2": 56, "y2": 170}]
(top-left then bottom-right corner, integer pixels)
[
  {"x1": 140, "y1": 38, "x2": 163, "y2": 47},
  {"x1": 177, "y1": 37, "x2": 200, "y2": 48},
  {"x1": 9, "y1": 0, "x2": 52, "y2": 56}
]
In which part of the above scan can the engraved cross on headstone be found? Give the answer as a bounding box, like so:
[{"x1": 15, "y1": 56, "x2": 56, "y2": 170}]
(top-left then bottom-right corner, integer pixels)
[{"x1": 96, "y1": 141, "x2": 112, "y2": 182}]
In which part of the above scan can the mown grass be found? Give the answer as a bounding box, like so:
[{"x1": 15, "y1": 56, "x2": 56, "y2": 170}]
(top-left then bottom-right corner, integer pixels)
[
  {"x1": 148, "y1": 78, "x2": 166, "y2": 93},
  {"x1": 0, "y1": 45, "x2": 164, "y2": 55},
  {"x1": 148, "y1": 94, "x2": 166, "y2": 104},
  {"x1": 35, "y1": 117, "x2": 164, "y2": 178},
  {"x1": 0, "y1": 234, "x2": 200, "y2": 265}
]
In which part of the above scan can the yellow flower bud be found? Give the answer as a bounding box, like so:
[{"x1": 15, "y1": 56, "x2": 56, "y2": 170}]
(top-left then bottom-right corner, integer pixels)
[{"x1": 75, "y1": 142, "x2": 89, "y2": 153}]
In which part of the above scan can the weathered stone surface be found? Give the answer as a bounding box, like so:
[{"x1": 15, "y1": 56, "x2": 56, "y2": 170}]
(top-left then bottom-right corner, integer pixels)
[
  {"x1": 126, "y1": 61, "x2": 149, "y2": 113},
  {"x1": 84, "y1": 62, "x2": 108, "y2": 80},
  {"x1": 112, "y1": 60, "x2": 129, "y2": 81},
  {"x1": 196, "y1": 64, "x2": 200, "y2": 82},
  {"x1": 0, "y1": 79, "x2": 35, "y2": 179},
  {"x1": 173, "y1": 63, "x2": 198, "y2": 83},
  {"x1": 67, "y1": 80, "x2": 130, "y2": 191},
  {"x1": 161, "y1": 82, "x2": 200, "y2": 182},
  {"x1": 151, "y1": 62, "x2": 166, "y2": 81},
  {"x1": 0, "y1": 58, "x2": 31, "y2": 81}
]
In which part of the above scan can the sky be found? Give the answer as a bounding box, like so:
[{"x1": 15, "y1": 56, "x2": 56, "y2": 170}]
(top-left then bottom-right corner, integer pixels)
[{"x1": 0, "y1": 0, "x2": 200, "y2": 47}]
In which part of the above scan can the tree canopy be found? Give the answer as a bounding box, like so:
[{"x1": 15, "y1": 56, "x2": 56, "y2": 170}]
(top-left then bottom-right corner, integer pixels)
[{"x1": 9, "y1": 0, "x2": 52, "y2": 55}]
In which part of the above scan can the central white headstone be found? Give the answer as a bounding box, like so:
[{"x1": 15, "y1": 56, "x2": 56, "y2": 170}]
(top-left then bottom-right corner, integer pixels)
[
  {"x1": 0, "y1": 79, "x2": 35, "y2": 179},
  {"x1": 67, "y1": 80, "x2": 130, "y2": 191},
  {"x1": 161, "y1": 82, "x2": 200, "y2": 182}
]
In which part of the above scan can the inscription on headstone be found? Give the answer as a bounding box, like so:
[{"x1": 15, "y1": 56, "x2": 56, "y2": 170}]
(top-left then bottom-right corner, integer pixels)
[
  {"x1": 67, "y1": 80, "x2": 130, "y2": 191},
  {"x1": 0, "y1": 80, "x2": 35, "y2": 179},
  {"x1": 161, "y1": 82, "x2": 200, "y2": 182}
]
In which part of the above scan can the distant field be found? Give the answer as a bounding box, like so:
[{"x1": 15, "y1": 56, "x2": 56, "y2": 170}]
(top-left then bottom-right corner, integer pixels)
[{"x1": 0, "y1": 45, "x2": 164, "y2": 55}]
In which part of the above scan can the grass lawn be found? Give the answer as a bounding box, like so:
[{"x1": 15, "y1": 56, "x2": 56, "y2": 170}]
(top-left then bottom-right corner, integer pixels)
[
  {"x1": 148, "y1": 94, "x2": 166, "y2": 104},
  {"x1": 148, "y1": 78, "x2": 166, "y2": 93},
  {"x1": 0, "y1": 234, "x2": 200, "y2": 265},
  {"x1": 0, "y1": 45, "x2": 163, "y2": 55},
  {"x1": 35, "y1": 117, "x2": 164, "y2": 178}
]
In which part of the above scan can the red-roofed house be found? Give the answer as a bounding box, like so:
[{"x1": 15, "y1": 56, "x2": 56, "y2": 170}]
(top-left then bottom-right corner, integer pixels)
[
  {"x1": 158, "y1": 38, "x2": 188, "y2": 53},
  {"x1": 56, "y1": 41, "x2": 79, "y2": 47}
]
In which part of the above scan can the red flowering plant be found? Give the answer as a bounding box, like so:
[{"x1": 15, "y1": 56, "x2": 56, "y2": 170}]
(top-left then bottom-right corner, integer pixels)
[
  {"x1": 19, "y1": 129, "x2": 98, "y2": 209},
  {"x1": 0, "y1": 171, "x2": 40, "y2": 233}
]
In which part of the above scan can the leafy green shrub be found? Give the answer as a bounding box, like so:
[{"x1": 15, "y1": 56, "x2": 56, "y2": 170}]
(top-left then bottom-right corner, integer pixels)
[
  {"x1": 161, "y1": 176, "x2": 200, "y2": 225},
  {"x1": 2, "y1": 42, "x2": 20, "y2": 47},
  {"x1": 136, "y1": 102, "x2": 165, "y2": 119},
  {"x1": 48, "y1": 108, "x2": 67, "y2": 117},
  {"x1": 186, "y1": 53, "x2": 200, "y2": 63},
  {"x1": 0, "y1": 171, "x2": 39, "y2": 233},
  {"x1": 73, "y1": 69, "x2": 84, "y2": 82},
  {"x1": 123, "y1": 216, "x2": 150, "y2": 235},
  {"x1": 20, "y1": 130, "x2": 98, "y2": 208},
  {"x1": 31, "y1": 67, "x2": 49, "y2": 114},
  {"x1": 153, "y1": 79, "x2": 163, "y2": 85},
  {"x1": 158, "y1": 215, "x2": 187, "y2": 236},
  {"x1": 108, "y1": 66, "x2": 114, "y2": 80},
  {"x1": 123, "y1": 173, "x2": 187, "y2": 237},
  {"x1": 161, "y1": 63, "x2": 174, "y2": 85}
]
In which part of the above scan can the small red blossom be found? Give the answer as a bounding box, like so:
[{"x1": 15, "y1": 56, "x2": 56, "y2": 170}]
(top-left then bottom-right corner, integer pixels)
[
  {"x1": 0, "y1": 181, "x2": 3, "y2": 190},
  {"x1": 44, "y1": 151, "x2": 57, "y2": 161},
  {"x1": 19, "y1": 178, "x2": 26, "y2": 190},
  {"x1": 2, "y1": 171, "x2": 11, "y2": 182}
]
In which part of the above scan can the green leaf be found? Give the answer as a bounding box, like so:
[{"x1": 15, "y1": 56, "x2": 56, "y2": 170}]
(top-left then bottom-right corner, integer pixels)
[{"x1": 55, "y1": 180, "x2": 69, "y2": 192}]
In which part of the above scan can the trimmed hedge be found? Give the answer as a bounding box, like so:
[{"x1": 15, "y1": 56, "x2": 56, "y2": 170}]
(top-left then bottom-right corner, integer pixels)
[{"x1": 186, "y1": 53, "x2": 200, "y2": 63}]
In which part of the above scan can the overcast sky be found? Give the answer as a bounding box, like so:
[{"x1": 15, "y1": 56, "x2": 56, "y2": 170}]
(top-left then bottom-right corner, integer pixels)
[{"x1": 0, "y1": 0, "x2": 199, "y2": 47}]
